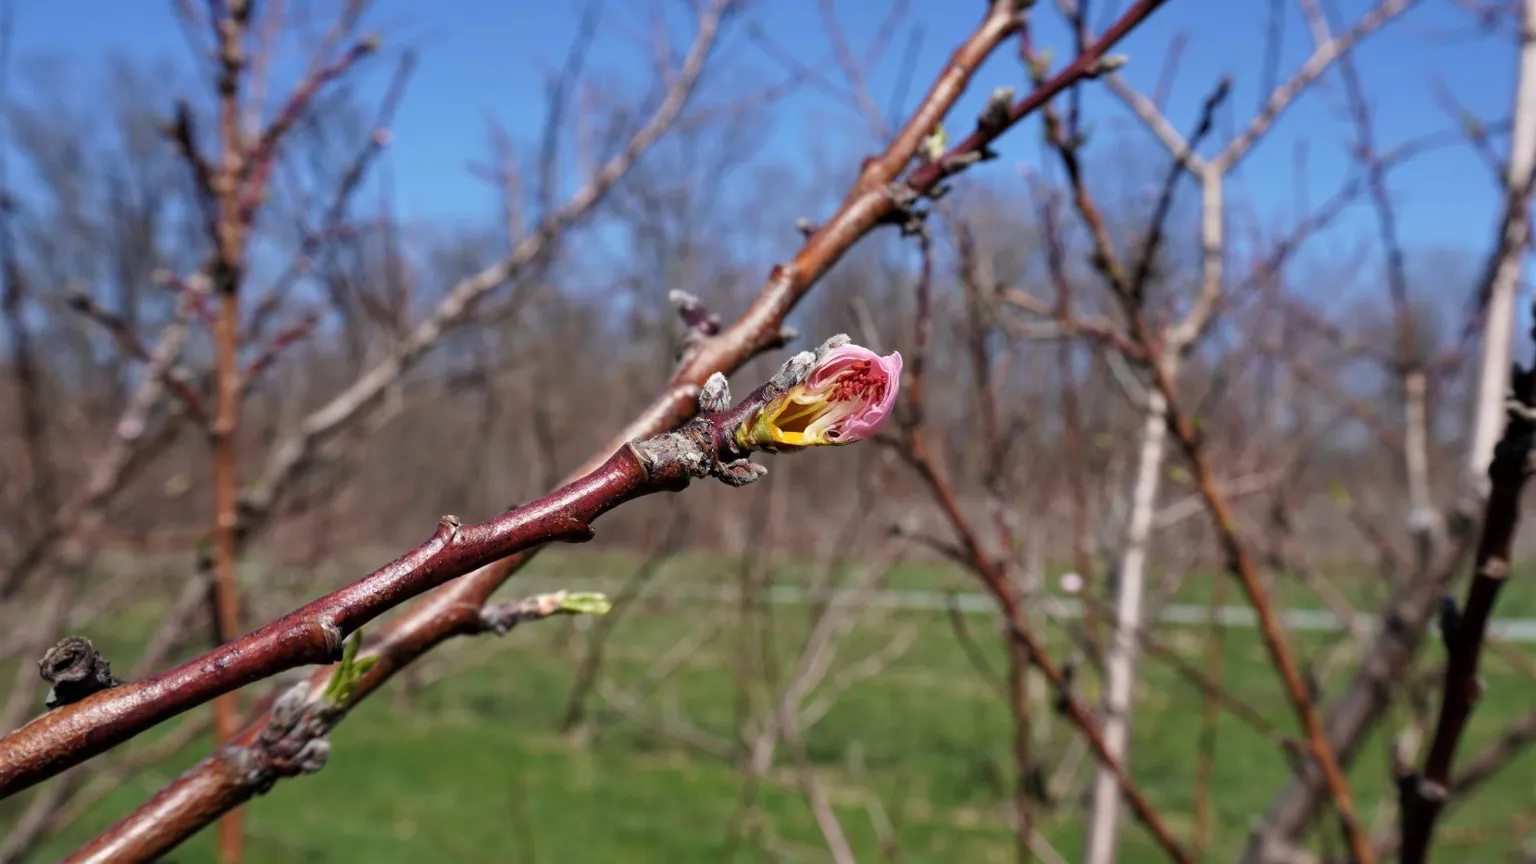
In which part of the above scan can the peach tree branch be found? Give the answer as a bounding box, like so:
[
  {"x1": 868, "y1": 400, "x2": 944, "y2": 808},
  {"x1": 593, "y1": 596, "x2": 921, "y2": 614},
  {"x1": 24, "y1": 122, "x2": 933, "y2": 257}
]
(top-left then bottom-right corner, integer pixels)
[{"x1": 0, "y1": 336, "x2": 878, "y2": 801}]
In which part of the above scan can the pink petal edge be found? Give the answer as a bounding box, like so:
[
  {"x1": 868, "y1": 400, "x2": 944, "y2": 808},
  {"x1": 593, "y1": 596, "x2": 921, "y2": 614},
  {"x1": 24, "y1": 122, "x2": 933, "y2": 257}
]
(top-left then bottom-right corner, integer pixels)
[{"x1": 822, "y1": 347, "x2": 903, "y2": 442}]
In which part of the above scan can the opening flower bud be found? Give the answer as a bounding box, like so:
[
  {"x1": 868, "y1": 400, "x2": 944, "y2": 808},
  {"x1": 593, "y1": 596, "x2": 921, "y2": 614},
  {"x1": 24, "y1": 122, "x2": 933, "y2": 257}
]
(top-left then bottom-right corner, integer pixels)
[{"x1": 738, "y1": 344, "x2": 903, "y2": 449}]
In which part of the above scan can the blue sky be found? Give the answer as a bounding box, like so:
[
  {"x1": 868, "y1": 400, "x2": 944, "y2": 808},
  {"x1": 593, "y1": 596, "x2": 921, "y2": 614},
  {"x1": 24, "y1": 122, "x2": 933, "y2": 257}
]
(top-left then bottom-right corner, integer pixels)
[{"x1": 6, "y1": 0, "x2": 1522, "y2": 280}]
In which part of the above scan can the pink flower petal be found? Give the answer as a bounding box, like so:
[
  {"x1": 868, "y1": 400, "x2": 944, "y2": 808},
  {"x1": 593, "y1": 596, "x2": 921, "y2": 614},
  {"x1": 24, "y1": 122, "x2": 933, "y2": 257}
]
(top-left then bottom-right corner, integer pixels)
[{"x1": 814, "y1": 346, "x2": 902, "y2": 443}]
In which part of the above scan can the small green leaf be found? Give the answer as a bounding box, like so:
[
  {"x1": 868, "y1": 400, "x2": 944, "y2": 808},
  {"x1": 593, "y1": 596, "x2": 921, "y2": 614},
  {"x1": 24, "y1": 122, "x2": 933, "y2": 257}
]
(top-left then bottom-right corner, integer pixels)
[
  {"x1": 558, "y1": 592, "x2": 613, "y2": 616},
  {"x1": 322, "y1": 630, "x2": 374, "y2": 707}
]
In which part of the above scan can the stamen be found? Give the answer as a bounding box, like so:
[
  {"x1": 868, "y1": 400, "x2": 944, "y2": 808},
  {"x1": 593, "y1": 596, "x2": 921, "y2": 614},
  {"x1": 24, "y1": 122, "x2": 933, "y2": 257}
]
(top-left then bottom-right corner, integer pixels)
[{"x1": 829, "y1": 360, "x2": 888, "y2": 403}]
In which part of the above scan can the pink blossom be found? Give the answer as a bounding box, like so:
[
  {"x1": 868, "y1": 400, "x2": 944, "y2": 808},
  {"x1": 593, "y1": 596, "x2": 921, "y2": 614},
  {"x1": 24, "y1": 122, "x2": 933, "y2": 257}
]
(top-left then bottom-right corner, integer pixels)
[{"x1": 739, "y1": 343, "x2": 903, "y2": 449}]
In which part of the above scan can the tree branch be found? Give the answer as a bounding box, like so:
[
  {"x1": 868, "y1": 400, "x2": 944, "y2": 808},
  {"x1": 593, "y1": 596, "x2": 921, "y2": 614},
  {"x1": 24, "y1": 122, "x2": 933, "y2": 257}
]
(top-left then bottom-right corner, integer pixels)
[{"x1": 0, "y1": 339, "x2": 862, "y2": 800}]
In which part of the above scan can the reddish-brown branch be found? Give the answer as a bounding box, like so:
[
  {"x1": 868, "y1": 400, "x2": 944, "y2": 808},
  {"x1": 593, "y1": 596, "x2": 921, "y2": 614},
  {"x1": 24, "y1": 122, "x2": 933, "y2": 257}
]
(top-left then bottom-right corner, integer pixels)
[
  {"x1": 51, "y1": 348, "x2": 860, "y2": 862},
  {"x1": 207, "y1": 4, "x2": 255, "y2": 859},
  {"x1": 178, "y1": 7, "x2": 385, "y2": 860},
  {"x1": 0, "y1": 575, "x2": 217, "y2": 863},
  {"x1": 0, "y1": 362, "x2": 821, "y2": 799},
  {"x1": 904, "y1": 0, "x2": 1172, "y2": 197}
]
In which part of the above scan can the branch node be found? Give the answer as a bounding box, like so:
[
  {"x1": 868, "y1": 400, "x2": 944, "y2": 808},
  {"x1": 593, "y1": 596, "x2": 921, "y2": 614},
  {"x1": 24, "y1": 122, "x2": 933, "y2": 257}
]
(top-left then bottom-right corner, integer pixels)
[
  {"x1": 553, "y1": 515, "x2": 598, "y2": 543},
  {"x1": 437, "y1": 514, "x2": 462, "y2": 543},
  {"x1": 1477, "y1": 557, "x2": 1511, "y2": 581},
  {"x1": 224, "y1": 675, "x2": 342, "y2": 795},
  {"x1": 629, "y1": 434, "x2": 709, "y2": 483},
  {"x1": 883, "y1": 179, "x2": 920, "y2": 208},
  {"x1": 319, "y1": 620, "x2": 345, "y2": 658},
  {"x1": 884, "y1": 181, "x2": 931, "y2": 236}
]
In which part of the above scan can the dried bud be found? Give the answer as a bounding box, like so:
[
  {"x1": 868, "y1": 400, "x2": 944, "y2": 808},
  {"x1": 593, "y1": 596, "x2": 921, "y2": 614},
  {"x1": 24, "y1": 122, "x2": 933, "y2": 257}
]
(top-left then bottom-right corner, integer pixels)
[{"x1": 38, "y1": 636, "x2": 122, "y2": 709}]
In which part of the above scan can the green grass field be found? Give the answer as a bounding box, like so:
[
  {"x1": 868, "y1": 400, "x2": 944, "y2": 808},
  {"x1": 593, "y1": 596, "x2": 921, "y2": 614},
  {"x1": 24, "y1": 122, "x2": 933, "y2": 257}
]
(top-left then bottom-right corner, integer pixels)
[{"x1": 5, "y1": 551, "x2": 1533, "y2": 862}]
